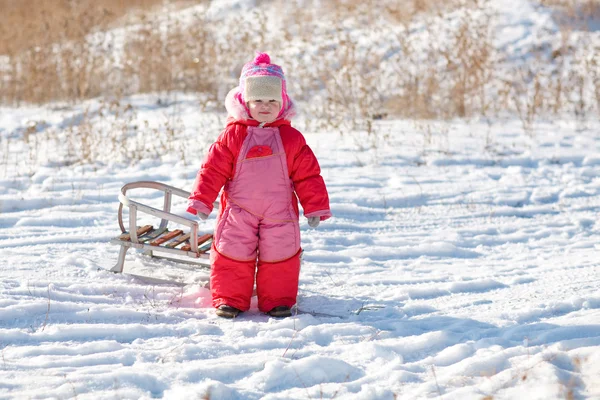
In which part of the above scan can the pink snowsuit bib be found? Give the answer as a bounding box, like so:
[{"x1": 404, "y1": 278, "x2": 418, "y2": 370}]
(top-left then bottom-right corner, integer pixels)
[{"x1": 213, "y1": 126, "x2": 301, "y2": 262}]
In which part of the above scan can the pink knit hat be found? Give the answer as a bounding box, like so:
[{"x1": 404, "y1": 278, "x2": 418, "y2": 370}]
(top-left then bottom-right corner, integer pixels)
[{"x1": 234, "y1": 52, "x2": 293, "y2": 118}]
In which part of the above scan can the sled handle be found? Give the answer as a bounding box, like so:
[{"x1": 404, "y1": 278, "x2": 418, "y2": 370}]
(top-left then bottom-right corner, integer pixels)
[{"x1": 116, "y1": 181, "x2": 199, "y2": 253}]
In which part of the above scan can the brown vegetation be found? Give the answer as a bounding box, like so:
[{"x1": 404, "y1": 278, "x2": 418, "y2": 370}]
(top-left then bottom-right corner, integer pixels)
[
  {"x1": 0, "y1": 0, "x2": 598, "y2": 131},
  {"x1": 0, "y1": 0, "x2": 182, "y2": 55},
  {"x1": 539, "y1": 0, "x2": 600, "y2": 29}
]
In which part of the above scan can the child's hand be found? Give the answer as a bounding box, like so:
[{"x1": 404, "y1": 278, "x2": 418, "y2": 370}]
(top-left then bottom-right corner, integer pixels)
[
  {"x1": 307, "y1": 217, "x2": 320, "y2": 228},
  {"x1": 197, "y1": 212, "x2": 209, "y2": 220}
]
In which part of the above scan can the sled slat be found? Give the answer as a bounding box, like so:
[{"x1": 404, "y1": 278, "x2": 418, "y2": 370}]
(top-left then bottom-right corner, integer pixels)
[
  {"x1": 139, "y1": 228, "x2": 167, "y2": 243},
  {"x1": 161, "y1": 231, "x2": 188, "y2": 247},
  {"x1": 150, "y1": 229, "x2": 184, "y2": 246},
  {"x1": 181, "y1": 234, "x2": 212, "y2": 252},
  {"x1": 165, "y1": 233, "x2": 191, "y2": 248},
  {"x1": 118, "y1": 225, "x2": 153, "y2": 241}
]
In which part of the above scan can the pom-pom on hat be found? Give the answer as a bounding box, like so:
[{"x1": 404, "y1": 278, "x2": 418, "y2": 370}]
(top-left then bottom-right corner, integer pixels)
[{"x1": 239, "y1": 52, "x2": 287, "y2": 105}]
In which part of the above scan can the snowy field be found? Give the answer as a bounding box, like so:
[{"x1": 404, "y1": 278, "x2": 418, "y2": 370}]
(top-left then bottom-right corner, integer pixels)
[
  {"x1": 2, "y1": 0, "x2": 600, "y2": 397},
  {"x1": 1, "y1": 98, "x2": 600, "y2": 399}
]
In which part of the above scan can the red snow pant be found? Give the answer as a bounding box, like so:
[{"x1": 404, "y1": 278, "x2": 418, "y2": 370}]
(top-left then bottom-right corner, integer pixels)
[{"x1": 210, "y1": 246, "x2": 302, "y2": 312}]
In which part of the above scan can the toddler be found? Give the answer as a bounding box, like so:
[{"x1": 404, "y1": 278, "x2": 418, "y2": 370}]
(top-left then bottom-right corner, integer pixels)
[{"x1": 187, "y1": 52, "x2": 331, "y2": 318}]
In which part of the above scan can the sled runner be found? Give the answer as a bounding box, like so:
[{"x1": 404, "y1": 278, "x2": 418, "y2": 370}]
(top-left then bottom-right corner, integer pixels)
[{"x1": 109, "y1": 181, "x2": 212, "y2": 277}]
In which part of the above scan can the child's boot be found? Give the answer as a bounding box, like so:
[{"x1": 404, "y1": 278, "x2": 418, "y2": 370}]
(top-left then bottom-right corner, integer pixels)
[
  {"x1": 268, "y1": 306, "x2": 292, "y2": 318},
  {"x1": 215, "y1": 305, "x2": 241, "y2": 319}
]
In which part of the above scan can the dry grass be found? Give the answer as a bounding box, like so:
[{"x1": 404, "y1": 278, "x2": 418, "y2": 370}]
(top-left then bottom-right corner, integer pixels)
[
  {"x1": 0, "y1": 0, "x2": 210, "y2": 53},
  {"x1": 384, "y1": 0, "x2": 497, "y2": 120},
  {"x1": 539, "y1": 0, "x2": 600, "y2": 30},
  {"x1": 0, "y1": 0, "x2": 174, "y2": 55},
  {"x1": 0, "y1": 0, "x2": 599, "y2": 158},
  {"x1": 315, "y1": 0, "x2": 466, "y2": 24},
  {"x1": 0, "y1": 0, "x2": 200, "y2": 104}
]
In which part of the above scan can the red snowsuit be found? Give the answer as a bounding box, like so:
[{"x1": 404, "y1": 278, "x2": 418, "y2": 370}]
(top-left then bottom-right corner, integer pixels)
[{"x1": 187, "y1": 115, "x2": 331, "y2": 312}]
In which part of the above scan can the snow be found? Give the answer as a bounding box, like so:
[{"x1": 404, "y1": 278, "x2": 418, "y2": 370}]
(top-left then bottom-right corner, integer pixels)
[
  {"x1": 2, "y1": 0, "x2": 600, "y2": 399},
  {"x1": 3, "y1": 105, "x2": 600, "y2": 399}
]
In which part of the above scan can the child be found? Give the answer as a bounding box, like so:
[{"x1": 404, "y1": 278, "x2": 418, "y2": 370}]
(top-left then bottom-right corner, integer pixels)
[{"x1": 187, "y1": 52, "x2": 332, "y2": 319}]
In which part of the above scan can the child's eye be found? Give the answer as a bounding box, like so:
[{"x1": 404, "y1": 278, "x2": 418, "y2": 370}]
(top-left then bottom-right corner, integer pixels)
[{"x1": 269, "y1": 100, "x2": 276, "y2": 103}]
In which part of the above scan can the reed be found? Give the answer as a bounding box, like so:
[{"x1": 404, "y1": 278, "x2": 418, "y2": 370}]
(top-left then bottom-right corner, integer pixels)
[{"x1": 0, "y1": 0, "x2": 598, "y2": 136}]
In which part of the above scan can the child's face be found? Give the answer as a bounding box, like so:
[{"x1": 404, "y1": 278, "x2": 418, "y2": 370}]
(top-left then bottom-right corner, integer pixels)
[{"x1": 247, "y1": 99, "x2": 281, "y2": 123}]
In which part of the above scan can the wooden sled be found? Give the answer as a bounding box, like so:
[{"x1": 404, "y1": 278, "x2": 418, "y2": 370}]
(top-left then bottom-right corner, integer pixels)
[{"x1": 109, "y1": 181, "x2": 212, "y2": 282}]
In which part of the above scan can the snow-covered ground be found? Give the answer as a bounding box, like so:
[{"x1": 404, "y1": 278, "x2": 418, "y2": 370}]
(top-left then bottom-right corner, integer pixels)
[
  {"x1": 2, "y1": 0, "x2": 600, "y2": 398},
  {"x1": 1, "y1": 97, "x2": 600, "y2": 399}
]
